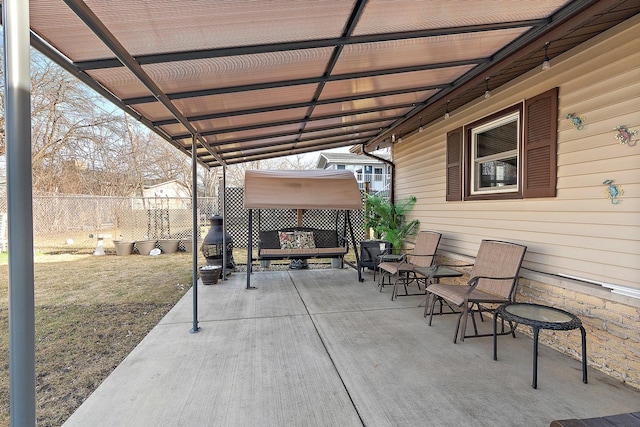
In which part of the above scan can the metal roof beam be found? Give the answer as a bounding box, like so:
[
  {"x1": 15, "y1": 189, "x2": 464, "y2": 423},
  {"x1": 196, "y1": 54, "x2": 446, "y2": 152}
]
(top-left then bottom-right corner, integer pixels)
[
  {"x1": 153, "y1": 83, "x2": 446, "y2": 126},
  {"x1": 160, "y1": 101, "x2": 414, "y2": 134},
  {"x1": 171, "y1": 109, "x2": 404, "y2": 140},
  {"x1": 74, "y1": 19, "x2": 547, "y2": 70},
  {"x1": 299, "y1": 0, "x2": 368, "y2": 135},
  {"x1": 212, "y1": 131, "x2": 378, "y2": 156},
  {"x1": 192, "y1": 122, "x2": 387, "y2": 148},
  {"x1": 124, "y1": 58, "x2": 485, "y2": 104},
  {"x1": 213, "y1": 140, "x2": 369, "y2": 166},
  {"x1": 178, "y1": 117, "x2": 395, "y2": 142}
]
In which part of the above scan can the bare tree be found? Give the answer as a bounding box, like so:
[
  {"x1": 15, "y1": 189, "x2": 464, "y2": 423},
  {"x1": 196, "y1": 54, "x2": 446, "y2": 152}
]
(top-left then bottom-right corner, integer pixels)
[{"x1": 222, "y1": 154, "x2": 315, "y2": 187}]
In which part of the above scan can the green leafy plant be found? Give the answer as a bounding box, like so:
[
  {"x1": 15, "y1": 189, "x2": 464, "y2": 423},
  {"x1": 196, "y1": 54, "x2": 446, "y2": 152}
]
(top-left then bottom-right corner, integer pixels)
[{"x1": 363, "y1": 193, "x2": 420, "y2": 252}]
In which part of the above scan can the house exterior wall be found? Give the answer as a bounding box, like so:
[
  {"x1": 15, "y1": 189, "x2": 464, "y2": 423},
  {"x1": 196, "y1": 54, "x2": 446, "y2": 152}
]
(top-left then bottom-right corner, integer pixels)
[
  {"x1": 133, "y1": 181, "x2": 192, "y2": 210},
  {"x1": 393, "y1": 15, "x2": 640, "y2": 389},
  {"x1": 142, "y1": 181, "x2": 190, "y2": 199}
]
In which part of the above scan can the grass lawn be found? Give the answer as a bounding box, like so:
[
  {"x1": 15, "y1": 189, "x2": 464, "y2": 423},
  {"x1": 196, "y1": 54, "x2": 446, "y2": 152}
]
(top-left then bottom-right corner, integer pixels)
[{"x1": 0, "y1": 252, "x2": 194, "y2": 426}]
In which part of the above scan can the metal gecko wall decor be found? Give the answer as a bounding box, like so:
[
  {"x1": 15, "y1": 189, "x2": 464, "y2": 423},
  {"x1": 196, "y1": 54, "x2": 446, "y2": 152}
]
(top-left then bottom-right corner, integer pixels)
[
  {"x1": 613, "y1": 125, "x2": 638, "y2": 146},
  {"x1": 566, "y1": 113, "x2": 585, "y2": 130},
  {"x1": 603, "y1": 179, "x2": 623, "y2": 204}
]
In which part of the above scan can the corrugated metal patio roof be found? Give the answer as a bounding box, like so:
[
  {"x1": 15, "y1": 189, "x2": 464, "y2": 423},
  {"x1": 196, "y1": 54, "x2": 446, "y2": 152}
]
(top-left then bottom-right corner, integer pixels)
[{"x1": 9, "y1": 0, "x2": 640, "y2": 167}]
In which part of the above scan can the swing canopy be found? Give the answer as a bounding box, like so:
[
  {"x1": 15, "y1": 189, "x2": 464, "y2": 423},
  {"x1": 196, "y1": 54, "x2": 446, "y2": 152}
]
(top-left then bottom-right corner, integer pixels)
[{"x1": 244, "y1": 170, "x2": 362, "y2": 210}]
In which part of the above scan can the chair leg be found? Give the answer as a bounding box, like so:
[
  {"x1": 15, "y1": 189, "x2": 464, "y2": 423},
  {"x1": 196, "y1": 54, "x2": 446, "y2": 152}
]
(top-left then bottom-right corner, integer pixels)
[
  {"x1": 470, "y1": 311, "x2": 479, "y2": 337},
  {"x1": 380, "y1": 271, "x2": 392, "y2": 292},
  {"x1": 459, "y1": 304, "x2": 470, "y2": 343},
  {"x1": 423, "y1": 293, "x2": 431, "y2": 316},
  {"x1": 391, "y1": 274, "x2": 399, "y2": 300},
  {"x1": 403, "y1": 273, "x2": 409, "y2": 296},
  {"x1": 453, "y1": 311, "x2": 464, "y2": 343},
  {"x1": 428, "y1": 295, "x2": 438, "y2": 325},
  {"x1": 477, "y1": 303, "x2": 485, "y2": 322}
]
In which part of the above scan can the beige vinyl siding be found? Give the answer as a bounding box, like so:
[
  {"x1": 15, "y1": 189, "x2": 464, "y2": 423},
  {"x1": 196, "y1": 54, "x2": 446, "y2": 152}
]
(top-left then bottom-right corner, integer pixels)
[{"x1": 392, "y1": 14, "x2": 640, "y2": 291}]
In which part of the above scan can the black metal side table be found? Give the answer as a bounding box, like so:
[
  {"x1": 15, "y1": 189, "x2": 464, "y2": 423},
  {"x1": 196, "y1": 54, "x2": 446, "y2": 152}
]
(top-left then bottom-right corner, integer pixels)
[
  {"x1": 357, "y1": 240, "x2": 391, "y2": 282},
  {"x1": 493, "y1": 302, "x2": 588, "y2": 389}
]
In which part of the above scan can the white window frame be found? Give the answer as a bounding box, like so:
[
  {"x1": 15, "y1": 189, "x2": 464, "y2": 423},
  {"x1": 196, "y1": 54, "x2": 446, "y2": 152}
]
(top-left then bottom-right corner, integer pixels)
[
  {"x1": 373, "y1": 167, "x2": 383, "y2": 182},
  {"x1": 469, "y1": 110, "x2": 520, "y2": 195}
]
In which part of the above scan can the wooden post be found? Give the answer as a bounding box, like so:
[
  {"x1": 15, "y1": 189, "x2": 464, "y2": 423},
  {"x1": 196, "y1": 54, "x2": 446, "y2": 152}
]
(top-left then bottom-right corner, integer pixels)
[{"x1": 297, "y1": 209, "x2": 304, "y2": 227}]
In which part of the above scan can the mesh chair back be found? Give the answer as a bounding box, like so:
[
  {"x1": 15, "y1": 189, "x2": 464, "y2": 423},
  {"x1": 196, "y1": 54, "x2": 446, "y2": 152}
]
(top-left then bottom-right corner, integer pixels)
[
  {"x1": 408, "y1": 231, "x2": 442, "y2": 268},
  {"x1": 470, "y1": 240, "x2": 527, "y2": 300}
]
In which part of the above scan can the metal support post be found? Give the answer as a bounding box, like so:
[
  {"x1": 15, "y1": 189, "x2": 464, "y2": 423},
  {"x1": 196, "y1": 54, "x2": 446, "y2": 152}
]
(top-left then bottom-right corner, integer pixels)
[
  {"x1": 5, "y1": 0, "x2": 37, "y2": 424},
  {"x1": 246, "y1": 209, "x2": 256, "y2": 289},
  {"x1": 190, "y1": 135, "x2": 200, "y2": 333}
]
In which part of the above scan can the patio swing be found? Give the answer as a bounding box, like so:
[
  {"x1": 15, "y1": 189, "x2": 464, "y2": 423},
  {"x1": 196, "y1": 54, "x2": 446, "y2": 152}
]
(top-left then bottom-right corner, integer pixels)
[{"x1": 243, "y1": 170, "x2": 363, "y2": 289}]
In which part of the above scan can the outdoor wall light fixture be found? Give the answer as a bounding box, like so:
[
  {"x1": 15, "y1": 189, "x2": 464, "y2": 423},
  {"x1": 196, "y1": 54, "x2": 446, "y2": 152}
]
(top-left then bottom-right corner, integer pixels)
[
  {"x1": 397, "y1": 130, "x2": 403, "y2": 143},
  {"x1": 444, "y1": 100, "x2": 450, "y2": 119},
  {"x1": 484, "y1": 77, "x2": 491, "y2": 99},
  {"x1": 542, "y1": 42, "x2": 551, "y2": 71},
  {"x1": 419, "y1": 117, "x2": 424, "y2": 132}
]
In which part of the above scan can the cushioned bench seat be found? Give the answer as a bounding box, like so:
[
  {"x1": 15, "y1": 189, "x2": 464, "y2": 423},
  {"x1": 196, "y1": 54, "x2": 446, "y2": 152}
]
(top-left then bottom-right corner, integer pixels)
[
  {"x1": 258, "y1": 227, "x2": 348, "y2": 260},
  {"x1": 259, "y1": 247, "x2": 348, "y2": 258}
]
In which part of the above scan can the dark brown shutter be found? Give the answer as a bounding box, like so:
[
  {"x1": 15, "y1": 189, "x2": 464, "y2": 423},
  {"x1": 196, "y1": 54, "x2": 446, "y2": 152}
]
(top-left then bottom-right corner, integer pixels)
[
  {"x1": 446, "y1": 127, "x2": 463, "y2": 201},
  {"x1": 523, "y1": 87, "x2": 558, "y2": 198}
]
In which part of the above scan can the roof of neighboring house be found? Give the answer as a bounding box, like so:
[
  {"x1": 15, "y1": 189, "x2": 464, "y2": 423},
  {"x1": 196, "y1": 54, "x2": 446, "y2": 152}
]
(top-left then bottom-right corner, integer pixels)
[
  {"x1": 143, "y1": 179, "x2": 180, "y2": 190},
  {"x1": 316, "y1": 152, "x2": 390, "y2": 169}
]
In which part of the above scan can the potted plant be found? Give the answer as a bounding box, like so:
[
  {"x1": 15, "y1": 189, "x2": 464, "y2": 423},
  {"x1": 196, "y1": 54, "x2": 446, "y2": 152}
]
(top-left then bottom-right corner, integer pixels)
[
  {"x1": 363, "y1": 193, "x2": 420, "y2": 253},
  {"x1": 199, "y1": 265, "x2": 222, "y2": 285}
]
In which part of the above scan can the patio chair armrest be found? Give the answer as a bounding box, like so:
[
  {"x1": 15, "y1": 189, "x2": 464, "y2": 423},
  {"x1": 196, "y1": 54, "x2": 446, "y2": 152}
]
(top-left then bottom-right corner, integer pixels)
[
  {"x1": 466, "y1": 275, "x2": 518, "y2": 289},
  {"x1": 436, "y1": 262, "x2": 474, "y2": 268},
  {"x1": 407, "y1": 252, "x2": 437, "y2": 258},
  {"x1": 396, "y1": 254, "x2": 410, "y2": 266}
]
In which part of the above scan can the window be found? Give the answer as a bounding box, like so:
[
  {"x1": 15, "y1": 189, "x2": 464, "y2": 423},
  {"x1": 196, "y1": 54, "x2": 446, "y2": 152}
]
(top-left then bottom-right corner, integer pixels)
[
  {"x1": 468, "y1": 106, "x2": 521, "y2": 197},
  {"x1": 337, "y1": 164, "x2": 346, "y2": 170},
  {"x1": 446, "y1": 87, "x2": 558, "y2": 201},
  {"x1": 374, "y1": 167, "x2": 383, "y2": 182}
]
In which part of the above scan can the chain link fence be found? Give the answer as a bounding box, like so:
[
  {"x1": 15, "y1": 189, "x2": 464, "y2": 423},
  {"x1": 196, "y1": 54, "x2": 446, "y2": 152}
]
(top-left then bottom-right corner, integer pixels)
[
  {"x1": 0, "y1": 193, "x2": 216, "y2": 254},
  {"x1": 0, "y1": 187, "x2": 368, "y2": 258}
]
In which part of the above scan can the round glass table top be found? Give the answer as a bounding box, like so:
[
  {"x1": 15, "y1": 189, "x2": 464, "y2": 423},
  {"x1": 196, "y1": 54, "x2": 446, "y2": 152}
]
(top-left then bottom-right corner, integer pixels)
[{"x1": 504, "y1": 304, "x2": 574, "y2": 323}]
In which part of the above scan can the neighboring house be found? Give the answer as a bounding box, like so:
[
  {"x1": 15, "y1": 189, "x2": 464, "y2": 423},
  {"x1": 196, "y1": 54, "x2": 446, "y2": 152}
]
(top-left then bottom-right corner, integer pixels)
[
  {"x1": 140, "y1": 180, "x2": 191, "y2": 199},
  {"x1": 133, "y1": 180, "x2": 191, "y2": 210},
  {"x1": 372, "y1": 17, "x2": 639, "y2": 387},
  {"x1": 316, "y1": 152, "x2": 391, "y2": 194}
]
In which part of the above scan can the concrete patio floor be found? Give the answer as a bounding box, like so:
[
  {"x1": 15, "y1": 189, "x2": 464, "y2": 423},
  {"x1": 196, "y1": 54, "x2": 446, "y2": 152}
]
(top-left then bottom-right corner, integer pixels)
[{"x1": 64, "y1": 268, "x2": 640, "y2": 426}]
